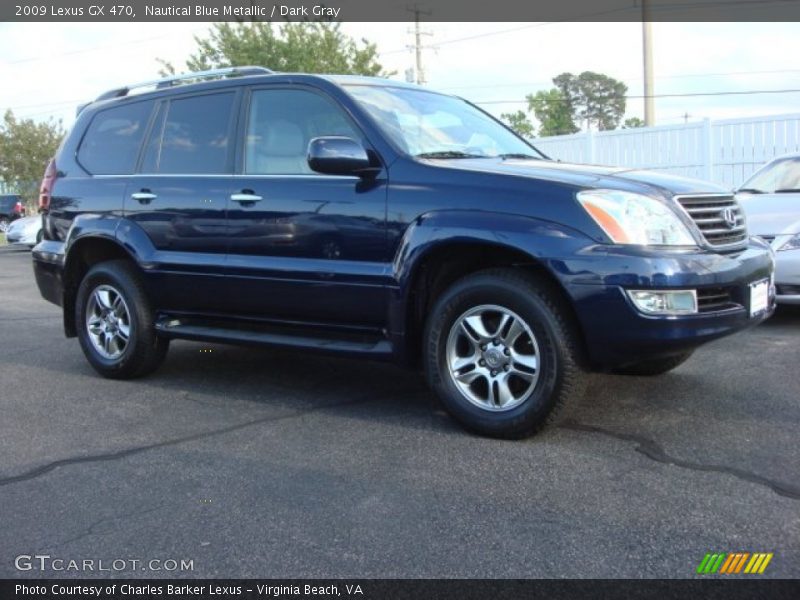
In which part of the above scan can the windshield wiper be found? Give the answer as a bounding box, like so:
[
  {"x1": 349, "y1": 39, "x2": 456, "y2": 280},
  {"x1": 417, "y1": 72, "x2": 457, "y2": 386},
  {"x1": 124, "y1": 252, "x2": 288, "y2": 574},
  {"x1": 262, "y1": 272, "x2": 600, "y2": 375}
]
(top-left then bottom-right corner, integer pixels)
[
  {"x1": 773, "y1": 188, "x2": 800, "y2": 193},
  {"x1": 415, "y1": 151, "x2": 489, "y2": 159},
  {"x1": 498, "y1": 153, "x2": 541, "y2": 160},
  {"x1": 736, "y1": 188, "x2": 765, "y2": 194}
]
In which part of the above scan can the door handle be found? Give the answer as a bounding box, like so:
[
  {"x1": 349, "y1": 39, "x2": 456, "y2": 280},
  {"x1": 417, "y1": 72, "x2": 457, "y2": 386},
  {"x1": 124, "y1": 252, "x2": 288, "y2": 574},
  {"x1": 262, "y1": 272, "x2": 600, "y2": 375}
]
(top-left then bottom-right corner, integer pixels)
[
  {"x1": 230, "y1": 192, "x2": 262, "y2": 203},
  {"x1": 131, "y1": 191, "x2": 157, "y2": 204}
]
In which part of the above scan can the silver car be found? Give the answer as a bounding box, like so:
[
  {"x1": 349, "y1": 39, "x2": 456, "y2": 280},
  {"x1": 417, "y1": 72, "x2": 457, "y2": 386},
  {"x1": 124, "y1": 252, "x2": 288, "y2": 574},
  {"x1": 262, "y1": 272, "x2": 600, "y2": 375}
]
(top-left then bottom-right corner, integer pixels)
[
  {"x1": 737, "y1": 155, "x2": 800, "y2": 304},
  {"x1": 4, "y1": 215, "x2": 43, "y2": 249}
]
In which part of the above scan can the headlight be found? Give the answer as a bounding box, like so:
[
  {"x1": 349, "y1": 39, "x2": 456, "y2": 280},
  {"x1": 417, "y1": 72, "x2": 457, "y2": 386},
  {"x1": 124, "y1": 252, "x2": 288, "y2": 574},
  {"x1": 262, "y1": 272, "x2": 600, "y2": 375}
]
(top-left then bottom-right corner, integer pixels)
[
  {"x1": 577, "y1": 189, "x2": 696, "y2": 246},
  {"x1": 776, "y1": 233, "x2": 800, "y2": 252}
]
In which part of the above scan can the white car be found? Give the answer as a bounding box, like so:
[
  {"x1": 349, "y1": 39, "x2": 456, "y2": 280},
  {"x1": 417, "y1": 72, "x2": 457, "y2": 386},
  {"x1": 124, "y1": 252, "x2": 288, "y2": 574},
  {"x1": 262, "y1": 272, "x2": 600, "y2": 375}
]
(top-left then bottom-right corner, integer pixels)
[
  {"x1": 737, "y1": 155, "x2": 800, "y2": 304},
  {"x1": 4, "y1": 215, "x2": 43, "y2": 249}
]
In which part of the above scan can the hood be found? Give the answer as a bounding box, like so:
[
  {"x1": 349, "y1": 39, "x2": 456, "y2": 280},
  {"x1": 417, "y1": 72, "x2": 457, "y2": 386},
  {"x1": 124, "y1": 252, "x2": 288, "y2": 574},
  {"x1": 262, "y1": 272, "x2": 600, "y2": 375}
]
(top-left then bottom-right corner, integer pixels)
[
  {"x1": 423, "y1": 157, "x2": 731, "y2": 196},
  {"x1": 737, "y1": 192, "x2": 800, "y2": 236}
]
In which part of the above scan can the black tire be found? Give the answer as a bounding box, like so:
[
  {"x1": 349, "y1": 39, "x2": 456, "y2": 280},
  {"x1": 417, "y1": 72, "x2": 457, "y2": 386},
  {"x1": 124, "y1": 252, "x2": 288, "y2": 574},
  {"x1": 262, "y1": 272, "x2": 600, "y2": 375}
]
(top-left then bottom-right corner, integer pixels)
[
  {"x1": 75, "y1": 259, "x2": 169, "y2": 379},
  {"x1": 424, "y1": 268, "x2": 586, "y2": 439},
  {"x1": 612, "y1": 351, "x2": 694, "y2": 376}
]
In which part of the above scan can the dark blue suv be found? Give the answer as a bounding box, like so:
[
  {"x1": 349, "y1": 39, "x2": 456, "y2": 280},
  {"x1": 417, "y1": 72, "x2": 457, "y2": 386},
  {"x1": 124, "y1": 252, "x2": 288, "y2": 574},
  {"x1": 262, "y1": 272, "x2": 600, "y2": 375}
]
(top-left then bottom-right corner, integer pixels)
[{"x1": 33, "y1": 67, "x2": 775, "y2": 438}]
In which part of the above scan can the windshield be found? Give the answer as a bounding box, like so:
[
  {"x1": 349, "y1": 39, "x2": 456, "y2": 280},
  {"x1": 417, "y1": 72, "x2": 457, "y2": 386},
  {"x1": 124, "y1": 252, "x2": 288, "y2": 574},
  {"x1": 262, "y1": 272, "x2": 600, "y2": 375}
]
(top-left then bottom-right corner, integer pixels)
[
  {"x1": 346, "y1": 85, "x2": 543, "y2": 159},
  {"x1": 741, "y1": 157, "x2": 800, "y2": 193}
]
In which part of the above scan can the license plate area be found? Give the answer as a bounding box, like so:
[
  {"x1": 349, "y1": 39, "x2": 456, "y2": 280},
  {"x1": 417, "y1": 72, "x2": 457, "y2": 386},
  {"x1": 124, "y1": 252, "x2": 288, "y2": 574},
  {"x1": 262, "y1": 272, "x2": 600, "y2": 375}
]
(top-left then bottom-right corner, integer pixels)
[{"x1": 749, "y1": 278, "x2": 770, "y2": 317}]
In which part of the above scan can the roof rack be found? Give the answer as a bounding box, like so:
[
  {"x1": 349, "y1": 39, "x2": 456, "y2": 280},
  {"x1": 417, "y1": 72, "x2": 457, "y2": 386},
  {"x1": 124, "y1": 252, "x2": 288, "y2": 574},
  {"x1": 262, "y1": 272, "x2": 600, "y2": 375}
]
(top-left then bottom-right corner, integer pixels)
[{"x1": 94, "y1": 66, "x2": 274, "y2": 102}]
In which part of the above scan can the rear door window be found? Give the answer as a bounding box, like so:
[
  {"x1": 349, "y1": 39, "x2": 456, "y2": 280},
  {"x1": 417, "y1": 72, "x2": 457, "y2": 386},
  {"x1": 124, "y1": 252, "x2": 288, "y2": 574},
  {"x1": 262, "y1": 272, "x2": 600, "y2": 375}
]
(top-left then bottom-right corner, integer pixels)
[
  {"x1": 141, "y1": 92, "x2": 236, "y2": 174},
  {"x1": 78, "y1": 100, "x2": 154, "y2": 174}
]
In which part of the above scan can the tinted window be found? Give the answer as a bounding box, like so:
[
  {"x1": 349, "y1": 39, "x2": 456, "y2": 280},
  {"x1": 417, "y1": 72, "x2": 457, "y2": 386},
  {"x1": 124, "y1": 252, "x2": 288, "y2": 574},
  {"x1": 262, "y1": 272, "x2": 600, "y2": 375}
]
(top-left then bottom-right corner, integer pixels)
[
  {"x1": 245, "y1": 89, "x2": 361, "y2": 175},
  {"x1": 78, "y1": 101, "x2": 153, "y2": 174},
  {"x1": 143, "y1": 93, "x2": 235, "y2": 174}
]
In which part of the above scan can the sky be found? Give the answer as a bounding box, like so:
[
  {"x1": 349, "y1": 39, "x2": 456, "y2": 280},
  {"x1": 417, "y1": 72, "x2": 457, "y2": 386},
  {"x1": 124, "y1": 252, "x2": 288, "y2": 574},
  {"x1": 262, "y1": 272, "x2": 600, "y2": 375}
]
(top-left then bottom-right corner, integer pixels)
[{"x1": 1, "y1": 21, "x2": 800, "y2": 131}]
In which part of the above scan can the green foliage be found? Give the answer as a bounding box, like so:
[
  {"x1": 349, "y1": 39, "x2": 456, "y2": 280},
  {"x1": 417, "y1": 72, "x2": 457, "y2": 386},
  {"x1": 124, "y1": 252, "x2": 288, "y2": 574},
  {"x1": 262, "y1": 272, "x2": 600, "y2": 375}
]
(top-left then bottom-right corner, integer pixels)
[
  {"x1": 527, "y1": 89, "x2": 579, "y2": 137},
  {"x1": 0, "y1": 110, "x2": 64, "y2": 207},
  {"x1": 500, "y1": 110, "x2": 535, "y2": 138},
  {"x1": 623, "y1": 117, "x2": 646, "y2": 129},
  {"x1": 160, "y1": 22, "x2": 388, "y2": 77},
  {"x1": 553, "y1": 71, "x2": 628, "y2": 131},
  {"x1": 508, "y1": 71, "x2": 627, "y2": 137}
]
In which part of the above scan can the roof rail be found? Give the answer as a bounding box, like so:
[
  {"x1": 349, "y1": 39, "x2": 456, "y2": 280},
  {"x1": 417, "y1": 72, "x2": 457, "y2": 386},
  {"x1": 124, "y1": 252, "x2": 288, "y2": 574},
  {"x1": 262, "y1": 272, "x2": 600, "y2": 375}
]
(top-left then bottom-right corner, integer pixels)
[{"x1": 94, "y1": 66, "x2": 273, "y2": 102}]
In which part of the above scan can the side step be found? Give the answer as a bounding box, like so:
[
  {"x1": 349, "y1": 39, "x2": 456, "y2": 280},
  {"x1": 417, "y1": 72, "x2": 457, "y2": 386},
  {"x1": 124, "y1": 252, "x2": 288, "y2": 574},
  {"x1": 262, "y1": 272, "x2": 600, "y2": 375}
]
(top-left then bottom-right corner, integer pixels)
[{"x1": 154, "y1": 317, "x2": 393, "y2": 358}]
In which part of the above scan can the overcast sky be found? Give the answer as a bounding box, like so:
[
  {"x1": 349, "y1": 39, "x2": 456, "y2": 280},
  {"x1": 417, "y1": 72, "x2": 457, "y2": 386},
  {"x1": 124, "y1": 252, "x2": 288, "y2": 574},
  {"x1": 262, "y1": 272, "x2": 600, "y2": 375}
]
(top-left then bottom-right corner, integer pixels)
[{"x1": 2, "y1": 21, "x2": 800, "y2": 131}]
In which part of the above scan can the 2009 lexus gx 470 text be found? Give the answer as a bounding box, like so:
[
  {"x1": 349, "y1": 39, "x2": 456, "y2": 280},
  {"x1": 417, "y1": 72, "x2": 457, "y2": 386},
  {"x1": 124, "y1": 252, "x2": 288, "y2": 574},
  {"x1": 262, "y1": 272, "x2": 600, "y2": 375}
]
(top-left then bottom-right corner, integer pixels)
[{"x1": 33, "y1": 67, "x2": 775, "y2": 438}]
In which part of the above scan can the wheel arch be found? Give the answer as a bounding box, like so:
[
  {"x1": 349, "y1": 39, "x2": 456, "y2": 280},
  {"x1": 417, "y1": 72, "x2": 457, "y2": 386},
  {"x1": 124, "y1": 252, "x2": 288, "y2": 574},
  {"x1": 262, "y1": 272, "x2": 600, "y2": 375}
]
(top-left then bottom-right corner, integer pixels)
[
  {"x1": 62, "y1": 234, "x2": 141, "y2": 337},
  {"x1": 393, "y1": 218, "x2": 591, "y2": 368}
]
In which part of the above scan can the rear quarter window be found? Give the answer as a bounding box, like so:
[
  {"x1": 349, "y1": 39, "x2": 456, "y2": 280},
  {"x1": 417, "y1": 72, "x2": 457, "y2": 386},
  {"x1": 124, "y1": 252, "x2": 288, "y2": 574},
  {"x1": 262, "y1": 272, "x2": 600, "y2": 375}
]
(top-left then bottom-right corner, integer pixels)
[{"x1": 78, "y1": 100, "x2": 154, "y2": 175}]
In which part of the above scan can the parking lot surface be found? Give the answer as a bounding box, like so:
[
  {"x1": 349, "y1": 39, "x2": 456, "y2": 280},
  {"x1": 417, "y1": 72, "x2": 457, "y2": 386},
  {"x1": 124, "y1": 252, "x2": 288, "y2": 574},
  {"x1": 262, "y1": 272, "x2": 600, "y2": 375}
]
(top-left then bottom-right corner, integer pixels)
[{"x1": 0, "y1": 245, "x2": 798, "y2": 578}]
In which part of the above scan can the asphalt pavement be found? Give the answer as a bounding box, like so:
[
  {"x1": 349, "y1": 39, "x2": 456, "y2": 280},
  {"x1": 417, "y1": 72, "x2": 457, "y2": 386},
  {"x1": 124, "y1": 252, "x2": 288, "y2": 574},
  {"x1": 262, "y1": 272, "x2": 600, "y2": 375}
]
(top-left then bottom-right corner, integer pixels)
[{"x1": 0, "y1": 244, "x2": 798, "y2": 578}]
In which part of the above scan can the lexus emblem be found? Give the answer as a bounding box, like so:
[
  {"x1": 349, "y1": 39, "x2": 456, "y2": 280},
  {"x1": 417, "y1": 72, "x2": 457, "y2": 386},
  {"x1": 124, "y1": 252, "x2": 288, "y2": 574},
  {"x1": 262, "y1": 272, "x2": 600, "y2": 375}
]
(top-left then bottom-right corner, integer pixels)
[{"x1": 721, "y1": 207, "x2": 738, "y2": 229}]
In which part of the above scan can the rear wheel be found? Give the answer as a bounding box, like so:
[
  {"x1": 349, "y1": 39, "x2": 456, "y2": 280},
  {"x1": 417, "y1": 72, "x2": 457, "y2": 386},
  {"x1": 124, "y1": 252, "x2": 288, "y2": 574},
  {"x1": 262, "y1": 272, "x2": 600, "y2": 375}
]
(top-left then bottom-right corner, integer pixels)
[
  {"x1": 0, "y1": 217, "x2": 9, "y2": 233},
  {"x1": 76, "y1": 260, "x2": 169, "y2": 379},
  {"x1": 612, "y1": 351, "x2": 694, "y2": 376},
  {"x1": 424, "y1": 269, "x2": 585, "y2": 439}
]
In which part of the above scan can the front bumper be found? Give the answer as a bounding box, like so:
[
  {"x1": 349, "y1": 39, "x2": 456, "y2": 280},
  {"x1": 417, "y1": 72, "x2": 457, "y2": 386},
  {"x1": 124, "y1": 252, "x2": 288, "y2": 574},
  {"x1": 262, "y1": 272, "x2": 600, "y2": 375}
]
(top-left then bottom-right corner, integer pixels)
[
  {"x1": 6, "y1": 232, "x2": 37, "y2": 246},
  {"x1": 565, "y1": 240, "x2": 775, "y2": 368}
]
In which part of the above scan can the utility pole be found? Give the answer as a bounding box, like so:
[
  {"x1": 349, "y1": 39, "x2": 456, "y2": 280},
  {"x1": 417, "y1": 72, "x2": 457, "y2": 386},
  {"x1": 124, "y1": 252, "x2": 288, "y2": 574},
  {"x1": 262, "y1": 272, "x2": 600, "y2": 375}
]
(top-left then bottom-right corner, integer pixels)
[
  {"x1": 407, "y1": 4, "x2": 432, "y2": 85},
  {"x1": 642, "y1": 0, "x2": 655, "y2": 126}
]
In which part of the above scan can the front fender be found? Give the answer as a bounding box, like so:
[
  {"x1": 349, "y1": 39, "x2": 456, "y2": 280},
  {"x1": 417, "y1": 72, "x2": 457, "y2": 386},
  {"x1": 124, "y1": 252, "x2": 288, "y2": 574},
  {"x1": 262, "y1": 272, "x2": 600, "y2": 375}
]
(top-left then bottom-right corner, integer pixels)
[
  {"x1": 387, "y1": 210, "x2": 597, "y2": 363},
  {"x1": 392, "y1": 209, "x2": 596, "y2": 289}
]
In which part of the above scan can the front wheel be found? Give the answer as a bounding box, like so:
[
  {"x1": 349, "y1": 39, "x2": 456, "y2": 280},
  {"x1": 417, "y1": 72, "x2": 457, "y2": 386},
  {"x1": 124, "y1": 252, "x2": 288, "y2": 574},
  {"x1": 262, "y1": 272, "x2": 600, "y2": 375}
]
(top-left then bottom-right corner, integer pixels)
[
  {"x1": 76, "y1": 260, "x2": 169, "y2": 379},
  {"x1": 424, "y1": 269, "x2": 586, "y2": 439}
]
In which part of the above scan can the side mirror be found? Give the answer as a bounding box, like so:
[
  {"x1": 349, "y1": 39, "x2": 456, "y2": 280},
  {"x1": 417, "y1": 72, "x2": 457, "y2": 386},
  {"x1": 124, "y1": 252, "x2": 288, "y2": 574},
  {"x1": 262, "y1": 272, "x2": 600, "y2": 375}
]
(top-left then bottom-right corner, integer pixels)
[{"x1": 308, "y1": 137, "x2": 374, "y2": 177}]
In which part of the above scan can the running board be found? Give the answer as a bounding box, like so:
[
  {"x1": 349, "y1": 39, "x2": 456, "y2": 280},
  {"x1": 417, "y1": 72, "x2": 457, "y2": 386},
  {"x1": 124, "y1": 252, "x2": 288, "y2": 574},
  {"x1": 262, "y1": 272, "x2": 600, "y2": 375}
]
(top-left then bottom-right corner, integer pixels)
[{"x1": 154, "y1": 317, "x2": 393, "y2": 358}]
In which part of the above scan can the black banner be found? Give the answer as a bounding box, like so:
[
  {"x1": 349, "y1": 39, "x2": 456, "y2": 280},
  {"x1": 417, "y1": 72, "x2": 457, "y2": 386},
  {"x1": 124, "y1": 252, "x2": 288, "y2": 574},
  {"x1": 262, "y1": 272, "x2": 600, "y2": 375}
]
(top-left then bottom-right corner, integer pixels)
[
  {"x1": 4, "y1": 0, "x2": 800, "y2": 22},
  {"x1": 3, "y1": 579, "x2": 800, "y2": 600}
]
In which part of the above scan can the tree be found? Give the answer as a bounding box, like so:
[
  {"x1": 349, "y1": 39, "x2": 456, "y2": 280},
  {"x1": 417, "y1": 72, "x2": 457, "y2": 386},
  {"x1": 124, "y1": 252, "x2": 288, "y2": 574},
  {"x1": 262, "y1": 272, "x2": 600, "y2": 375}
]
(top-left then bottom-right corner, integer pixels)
[
  {"x1": 0, "y1": 110, "x2": 64, "y2": 207},
  {"x1": 160, "y1": 22, "x2": 389, "y2": 77},
  {"x1": 623, "y1": 117, "x2": 645, "y2": 129},
  {"x1": 527, "y1": 89, "x2": 579, "y2": 137},
  {"x1": 506, "y1": 71, "x2": 626, "y2": 138},
  {"x1": 500, "y1": 111, "x2": 535, "y2": 138},
  {"x1": 553, "y1": 71, "x2": 627, "y2": 131}
]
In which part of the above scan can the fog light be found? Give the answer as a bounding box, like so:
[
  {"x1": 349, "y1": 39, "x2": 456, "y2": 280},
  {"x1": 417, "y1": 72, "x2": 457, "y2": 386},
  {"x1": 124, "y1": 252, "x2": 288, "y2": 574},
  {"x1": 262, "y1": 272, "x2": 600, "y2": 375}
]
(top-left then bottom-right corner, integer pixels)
[{"x1": 627, "y1": 289, "x2": 698, "y2": 315}]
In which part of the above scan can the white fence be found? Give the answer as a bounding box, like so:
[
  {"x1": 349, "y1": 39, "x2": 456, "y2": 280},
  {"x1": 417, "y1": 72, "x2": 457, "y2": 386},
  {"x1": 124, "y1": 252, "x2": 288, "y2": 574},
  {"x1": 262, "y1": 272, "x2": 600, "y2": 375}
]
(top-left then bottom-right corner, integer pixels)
[{"x1": 532, "y1": 113, "x2": 800, "y2": 190}]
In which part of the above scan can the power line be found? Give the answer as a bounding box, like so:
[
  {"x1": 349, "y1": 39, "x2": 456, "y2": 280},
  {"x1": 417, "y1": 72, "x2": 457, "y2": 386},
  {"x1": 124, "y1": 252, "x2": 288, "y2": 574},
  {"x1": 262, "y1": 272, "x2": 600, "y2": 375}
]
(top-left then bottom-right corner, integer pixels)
[
  {"x1": 378, "y1": 5, "x2": 638, "y2": 56},
  {"x1": 379, "y1": 0, "x2": 800, "y2": 56},
  {"x1": 8, "y1": 99, "x2": 84, "y2": 112},
  {"x1": 474, "y1": 87, "x2": 800, "y2": 106},
  {"x1": 436, "y1": 67, "x2": 800, "y2": 92},
  {"x1": 2, "y1": 27, "x2": 207, "y2": 66}
]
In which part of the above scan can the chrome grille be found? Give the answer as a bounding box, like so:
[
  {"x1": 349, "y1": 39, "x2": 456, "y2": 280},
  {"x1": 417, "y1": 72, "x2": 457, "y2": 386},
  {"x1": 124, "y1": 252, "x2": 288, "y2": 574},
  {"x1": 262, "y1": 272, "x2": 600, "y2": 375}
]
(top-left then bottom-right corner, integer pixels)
[{"x1": 675, "y1": 194, "x2": 748, "y2": 249}]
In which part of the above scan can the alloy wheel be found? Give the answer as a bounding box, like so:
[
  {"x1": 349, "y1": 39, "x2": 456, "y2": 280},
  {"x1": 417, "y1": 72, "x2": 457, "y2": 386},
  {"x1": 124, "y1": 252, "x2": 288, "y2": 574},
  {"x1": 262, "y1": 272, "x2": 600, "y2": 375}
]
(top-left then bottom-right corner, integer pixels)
[
  {"x1": 85, "y1": 284, "x2": 132, "y2": 360},
  {"x1": 445, "y1": 304, "x2": 540, "y2": 411}
]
